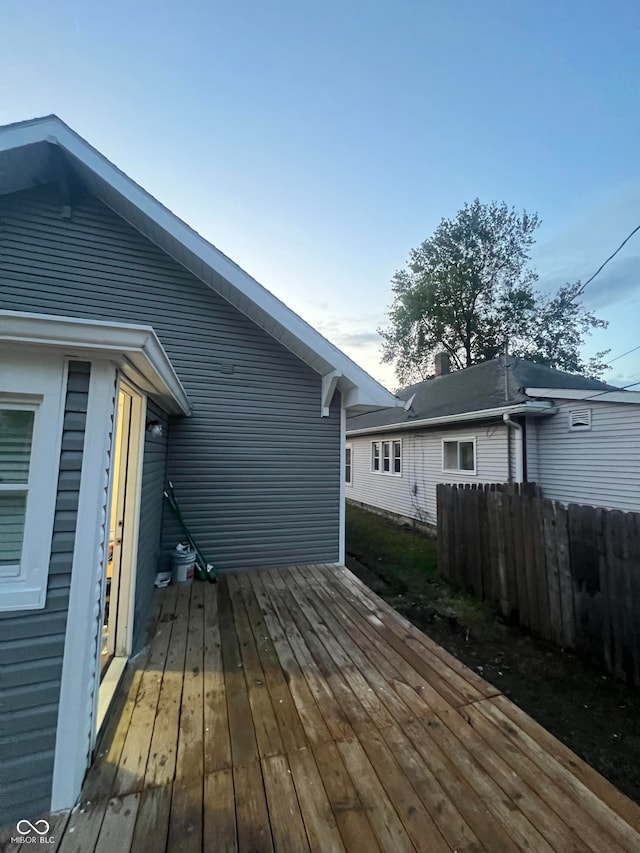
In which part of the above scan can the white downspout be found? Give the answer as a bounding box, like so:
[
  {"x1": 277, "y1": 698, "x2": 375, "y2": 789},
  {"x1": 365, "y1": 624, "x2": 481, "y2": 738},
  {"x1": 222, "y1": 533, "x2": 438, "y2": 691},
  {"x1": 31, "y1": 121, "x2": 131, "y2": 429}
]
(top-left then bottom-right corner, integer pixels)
[{"x1": 503, "y1": 413, "x2": 524, "y2": 483}]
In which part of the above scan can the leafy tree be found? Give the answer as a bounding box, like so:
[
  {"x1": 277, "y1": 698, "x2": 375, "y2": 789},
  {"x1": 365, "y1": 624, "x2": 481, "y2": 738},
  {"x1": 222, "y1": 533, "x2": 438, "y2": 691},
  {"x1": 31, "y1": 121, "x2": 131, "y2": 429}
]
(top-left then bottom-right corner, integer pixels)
[{"x1": 379, "y1": 199, "x2": 609, "y2": 384}]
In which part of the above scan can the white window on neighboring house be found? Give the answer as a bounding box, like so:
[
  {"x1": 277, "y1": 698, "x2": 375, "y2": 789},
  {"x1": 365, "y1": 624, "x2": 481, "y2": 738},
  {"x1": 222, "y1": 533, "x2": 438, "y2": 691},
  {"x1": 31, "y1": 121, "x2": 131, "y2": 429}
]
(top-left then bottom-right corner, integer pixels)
[
  {"x1": 345, "y1": 444, "x2": 352, "y2": 486},
  {"x1": 370, "y1": 439, "x2": 402, "y2": 476},
  {"x1": 0, "y1": 354, "x2": 66, "y2": 611},
  {"x1": 442, "y1": 437, "x2": 476, "y2": 474}
]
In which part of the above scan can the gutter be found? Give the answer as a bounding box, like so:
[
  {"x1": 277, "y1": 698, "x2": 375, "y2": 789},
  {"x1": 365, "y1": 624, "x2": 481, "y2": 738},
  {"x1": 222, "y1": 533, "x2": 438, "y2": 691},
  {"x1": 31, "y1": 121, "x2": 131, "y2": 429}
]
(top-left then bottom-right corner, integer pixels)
[{"x1": 346, "y1": 401, "x2": 555, "y2": 437}]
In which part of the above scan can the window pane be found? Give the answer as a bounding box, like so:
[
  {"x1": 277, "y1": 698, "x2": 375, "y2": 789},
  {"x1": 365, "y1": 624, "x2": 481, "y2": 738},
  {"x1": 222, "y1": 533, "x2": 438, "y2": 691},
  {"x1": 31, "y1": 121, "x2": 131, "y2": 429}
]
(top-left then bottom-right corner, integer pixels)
[
  {"x1": 372, "y1": 443, "x2": 380, "y2": 471},
  {"x1": 0, "y1": 493, "x2": 26, "y2": 567},
  {"x1": 0, "y1": 410, "x2": 35, "y2": 484},
  {"x1": 345, "y1": 448, "x2": 352, "y2": 483},
  {"x1": 460, "y1": 441, "x2": 475, "y2": 471},
  {"x1": 382, "y1": 441, "x2": 390, "y2": 472},
  {"x1": 444, "y1": 442, "x2": 458, "y2": 470},
  {"x1": 393, "y1": 441, "x2": 401, "y2": 474}
]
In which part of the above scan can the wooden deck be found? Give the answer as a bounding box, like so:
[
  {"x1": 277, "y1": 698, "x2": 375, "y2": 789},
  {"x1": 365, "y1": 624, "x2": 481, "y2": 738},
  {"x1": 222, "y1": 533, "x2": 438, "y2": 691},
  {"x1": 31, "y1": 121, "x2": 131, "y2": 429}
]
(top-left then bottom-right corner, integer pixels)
[{"x1": 5, "y1": 564, "x2": 640, "y2": 852}]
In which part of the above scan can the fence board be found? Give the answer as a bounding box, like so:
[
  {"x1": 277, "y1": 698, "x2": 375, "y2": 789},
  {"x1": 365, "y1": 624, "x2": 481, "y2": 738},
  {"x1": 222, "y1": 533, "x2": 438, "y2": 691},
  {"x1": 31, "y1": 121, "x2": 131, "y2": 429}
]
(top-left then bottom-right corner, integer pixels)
[
  {"x1": 522, "y1": 495, "x2": 541, "y2": 634},
  {"x1": 628, "y1": 513, "x2": 640, "y2": 685},
  {"x1": 491, "y1": 492, "x2": 507, "y2": 617},
  {"x1": 512, "y1": 494, "x2": 530, "y2": 629},
  {"x1": 553, "y1": 503, "x2": 575, "y2": 650},
  {"x1": 542, "y1": 500, "x2": 563, "y2": 647},
  {"x1": 532, "y1": 497, "x2": 550, "y2": 640},
  {"x1": 604, "y1": 510, "x2": 626, "y2": 680},
  {"x1": 569, "y1": 504, "x2": 598, "y2": 660}
]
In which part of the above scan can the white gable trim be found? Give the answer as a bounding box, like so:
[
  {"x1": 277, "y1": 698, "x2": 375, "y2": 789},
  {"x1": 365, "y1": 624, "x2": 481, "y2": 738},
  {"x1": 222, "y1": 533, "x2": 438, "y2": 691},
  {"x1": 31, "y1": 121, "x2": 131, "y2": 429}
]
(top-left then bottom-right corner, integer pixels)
[
  {"x1": 525, "y1": 387, "x2": 640, "y2": 404},
  {"x1": 0, "y1": 310, "x2": 190, "y2": 415},
  {"x1": 0, "y1": 116, "x2": 398, "y2": 412}
]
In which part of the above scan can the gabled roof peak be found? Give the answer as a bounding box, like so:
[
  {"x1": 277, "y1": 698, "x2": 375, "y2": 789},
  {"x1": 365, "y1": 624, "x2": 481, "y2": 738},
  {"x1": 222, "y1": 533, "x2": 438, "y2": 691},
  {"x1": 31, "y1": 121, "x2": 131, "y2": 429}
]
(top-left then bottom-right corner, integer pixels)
[{"x1": 0, "y1": 115, "x2": 398, "y2": 414}]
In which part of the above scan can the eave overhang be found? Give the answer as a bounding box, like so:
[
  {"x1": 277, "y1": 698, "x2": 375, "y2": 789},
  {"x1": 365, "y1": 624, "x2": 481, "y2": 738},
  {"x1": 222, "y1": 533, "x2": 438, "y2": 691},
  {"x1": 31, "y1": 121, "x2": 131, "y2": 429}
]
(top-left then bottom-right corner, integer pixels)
[
  {"x1": 0, "y1": 310, "x2": 191, "y2": 416},
  {"x1": 347, "y1": 402, "x2": 555, "y2": 437}
]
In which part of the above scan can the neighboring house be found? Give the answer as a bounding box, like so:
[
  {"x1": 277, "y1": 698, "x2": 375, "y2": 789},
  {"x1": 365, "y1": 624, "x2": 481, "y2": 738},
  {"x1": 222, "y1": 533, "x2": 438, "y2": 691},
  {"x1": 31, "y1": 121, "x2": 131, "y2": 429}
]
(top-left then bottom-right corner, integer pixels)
[
  {"x1": 347, "y1": 353, "x2": 640, "y2": 529},
  {"x1": 0, "y1": 116, "x2": 398, "y2": 825}
]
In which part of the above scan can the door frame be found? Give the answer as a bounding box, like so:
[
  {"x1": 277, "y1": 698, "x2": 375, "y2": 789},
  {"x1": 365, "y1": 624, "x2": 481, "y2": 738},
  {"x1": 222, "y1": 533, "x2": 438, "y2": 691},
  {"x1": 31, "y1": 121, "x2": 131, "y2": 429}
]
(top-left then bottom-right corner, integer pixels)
[
  {"x1": 96, "y1": 377, "x2": 146, "y2": 731},
  {"x1": 106, "y1": 379, "x2": 146, "y2": 658}
]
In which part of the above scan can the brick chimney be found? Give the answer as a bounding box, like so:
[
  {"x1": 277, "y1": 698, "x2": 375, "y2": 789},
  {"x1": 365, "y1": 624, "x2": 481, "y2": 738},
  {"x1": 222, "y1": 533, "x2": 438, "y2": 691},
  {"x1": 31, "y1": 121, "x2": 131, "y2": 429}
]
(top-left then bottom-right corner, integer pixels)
[{"x1": 434, "y1": 351, "x2": 451, "y2": 377}]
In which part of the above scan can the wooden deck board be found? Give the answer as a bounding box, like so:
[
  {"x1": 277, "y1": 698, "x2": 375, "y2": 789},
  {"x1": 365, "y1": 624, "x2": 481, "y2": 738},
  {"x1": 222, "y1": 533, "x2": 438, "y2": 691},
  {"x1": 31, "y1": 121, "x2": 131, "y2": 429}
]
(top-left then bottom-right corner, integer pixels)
[
  {"x1": 21, "y1": 564, "x2": 640, "y2": 853},
  {"x1": 144, "y1": 585, "x2": 188, "y2": 789},
  {"x1": 175, "y1": 582, "x2": 205, "y2": 783},
  {"x1": 112, "y1": 587, "x2": 180, "y2": 796},
  {"x1": 94, "y1": 794, "x2": 140, "y2": 853},
  {"x1": 203, "y1": 769, "x2": 237, "y2": 853}
]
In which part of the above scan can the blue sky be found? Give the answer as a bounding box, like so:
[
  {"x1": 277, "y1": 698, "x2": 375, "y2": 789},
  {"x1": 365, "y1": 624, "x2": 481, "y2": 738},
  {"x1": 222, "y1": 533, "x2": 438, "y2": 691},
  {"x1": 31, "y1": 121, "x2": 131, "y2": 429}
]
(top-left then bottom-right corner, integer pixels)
[{"x1": 2, "y1": 0, "x2": 638, "y2": 389}]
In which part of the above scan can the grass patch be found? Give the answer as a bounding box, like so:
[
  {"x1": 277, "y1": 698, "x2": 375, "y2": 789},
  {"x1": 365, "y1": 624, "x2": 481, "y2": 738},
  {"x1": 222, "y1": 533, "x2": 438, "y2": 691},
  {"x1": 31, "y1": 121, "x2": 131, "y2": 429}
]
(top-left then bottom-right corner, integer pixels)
[
  {"x1": 346, "y1": 503, "x2": 495, "y2": 637},
  {"x1": 345, "y1": 503, "x2": 437, "y2": 592}
]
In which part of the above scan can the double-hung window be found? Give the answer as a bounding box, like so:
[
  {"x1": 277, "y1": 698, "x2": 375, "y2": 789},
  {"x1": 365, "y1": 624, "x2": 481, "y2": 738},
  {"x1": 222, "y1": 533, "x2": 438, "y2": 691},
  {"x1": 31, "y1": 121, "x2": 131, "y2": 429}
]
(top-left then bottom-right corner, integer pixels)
[
  {"x1": 345, "y1": 444, "x2": 352, "y2": 485},
  {"x1": 0, "y1": 352, "x2": 66, "y2": 611},
  {"x1": 371, "y1": 439, "x2": 402, "y2": 476},
  {"x1": 0, "y1": 407, "x2": 36, "y2": 579}
]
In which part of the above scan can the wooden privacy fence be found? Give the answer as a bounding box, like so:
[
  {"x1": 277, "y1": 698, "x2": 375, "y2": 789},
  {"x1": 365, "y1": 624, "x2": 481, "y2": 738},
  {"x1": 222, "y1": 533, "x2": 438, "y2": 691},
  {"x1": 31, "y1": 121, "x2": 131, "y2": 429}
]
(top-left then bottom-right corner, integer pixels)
[{"x1": 436, "y1": 482, "x2": 640, "y2": 685}]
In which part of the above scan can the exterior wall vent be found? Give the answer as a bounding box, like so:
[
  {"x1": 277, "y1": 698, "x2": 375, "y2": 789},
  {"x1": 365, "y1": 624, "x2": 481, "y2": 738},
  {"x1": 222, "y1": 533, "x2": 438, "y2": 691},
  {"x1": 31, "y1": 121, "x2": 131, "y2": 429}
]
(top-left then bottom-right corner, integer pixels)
[{"x1": 568, "y1": 408, "x2": 592, "y2": 431}]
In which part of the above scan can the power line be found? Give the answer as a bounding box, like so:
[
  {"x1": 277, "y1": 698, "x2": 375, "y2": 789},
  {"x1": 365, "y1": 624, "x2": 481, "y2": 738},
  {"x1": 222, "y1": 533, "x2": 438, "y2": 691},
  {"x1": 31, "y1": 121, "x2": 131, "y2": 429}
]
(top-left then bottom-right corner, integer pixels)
[
  {"x1": 574, "y1": 223, "x2": 640, "y2": 298},
  {"x1": 607, "y1": 343, "x2": 640, "y2": 365}
]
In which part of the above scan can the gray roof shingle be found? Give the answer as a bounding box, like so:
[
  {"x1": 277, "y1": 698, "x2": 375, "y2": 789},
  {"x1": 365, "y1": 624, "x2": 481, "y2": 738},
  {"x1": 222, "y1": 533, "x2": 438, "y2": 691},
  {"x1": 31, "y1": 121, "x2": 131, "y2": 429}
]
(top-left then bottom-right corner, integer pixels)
[{"x1": 347, "y1": 357, "x2": 616, "y2": 432}]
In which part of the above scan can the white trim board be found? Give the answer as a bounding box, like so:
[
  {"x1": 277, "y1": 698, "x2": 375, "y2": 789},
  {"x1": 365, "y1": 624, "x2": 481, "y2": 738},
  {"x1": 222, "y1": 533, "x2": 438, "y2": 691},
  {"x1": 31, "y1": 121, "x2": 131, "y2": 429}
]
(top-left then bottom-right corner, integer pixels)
[
  {"x1": 0, "y1": 116, "x2": 399, "y2": 413},
  {"x1": 51, "y1": 360, "x2": 118, "y2": 812},
  {"x1": 95, "y1": 656, "x2": 127, "y2": 737},
  {"x1": 0, "y1": 310, "x2": 190, "y2": 415}
]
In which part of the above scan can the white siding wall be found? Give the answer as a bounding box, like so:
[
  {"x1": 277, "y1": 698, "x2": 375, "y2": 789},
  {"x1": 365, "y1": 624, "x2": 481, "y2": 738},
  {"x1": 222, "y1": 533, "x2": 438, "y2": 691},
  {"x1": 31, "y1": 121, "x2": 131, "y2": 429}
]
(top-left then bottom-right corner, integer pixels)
[
  {"x1": 525, "y1": 419, "x2": 540, "y2": 483},
  {"x1": 347, "y1": 422, "x2": 510, "y2": 526},
  {"x1": 530, "y1": 402, "x2": 640, "y2": 512}
]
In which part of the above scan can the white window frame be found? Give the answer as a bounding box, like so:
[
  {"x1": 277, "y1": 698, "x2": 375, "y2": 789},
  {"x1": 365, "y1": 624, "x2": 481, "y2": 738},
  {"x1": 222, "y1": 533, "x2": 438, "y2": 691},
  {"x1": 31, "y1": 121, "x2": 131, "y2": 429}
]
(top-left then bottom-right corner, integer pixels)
[
  {"x1": 370, "y1": 439, "x2": 402, "y2": 477},
  {"x1": 442, "y1": 436, "x2": 477, "y2": 475},
  {"x1": 345, "y1": 442, "x2": 353, "y2": 487},
  {"x1": 0, "y1": 352, "x2": 67, "y2": 611}
]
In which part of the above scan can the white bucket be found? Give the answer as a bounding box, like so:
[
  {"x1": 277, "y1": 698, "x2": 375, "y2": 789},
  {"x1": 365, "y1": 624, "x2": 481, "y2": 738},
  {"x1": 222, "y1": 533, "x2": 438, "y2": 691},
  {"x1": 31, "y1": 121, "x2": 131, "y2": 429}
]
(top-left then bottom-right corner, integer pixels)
[{"x1": 172, "y1": 544, "x2": 195, "y2": 584}]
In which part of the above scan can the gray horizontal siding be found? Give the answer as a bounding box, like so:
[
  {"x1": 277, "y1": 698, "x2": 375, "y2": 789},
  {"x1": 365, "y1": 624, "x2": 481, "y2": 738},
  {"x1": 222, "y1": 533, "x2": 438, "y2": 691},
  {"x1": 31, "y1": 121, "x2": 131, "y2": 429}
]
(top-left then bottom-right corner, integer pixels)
[
  {"x1": 0, "y1": 361, "x2": 89, "y2": 826},
  {"x1": 530, "y1": 403, "x2": 640, "y2": 511},
  {"x1": 0, "y1": 184, "x2": 341, "y2": 578}
]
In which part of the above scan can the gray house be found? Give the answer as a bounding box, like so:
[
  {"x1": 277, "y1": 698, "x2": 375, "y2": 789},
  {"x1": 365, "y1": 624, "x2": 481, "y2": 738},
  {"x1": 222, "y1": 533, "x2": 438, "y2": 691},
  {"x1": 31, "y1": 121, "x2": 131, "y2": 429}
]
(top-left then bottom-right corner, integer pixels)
[
  {"x1": 347, "y1": 354, "x2": 640, "y2": 528},
  {"x1": 0, "y1": 116, "x2": 397, "y2": 825}
]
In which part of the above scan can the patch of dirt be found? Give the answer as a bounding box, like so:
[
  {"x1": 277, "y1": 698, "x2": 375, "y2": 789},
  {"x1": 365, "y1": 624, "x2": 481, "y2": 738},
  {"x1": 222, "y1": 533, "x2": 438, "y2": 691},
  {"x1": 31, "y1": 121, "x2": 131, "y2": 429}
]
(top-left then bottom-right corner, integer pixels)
[{"x1": 347, "y1": 555, "x2": 640, "y2": 805}]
